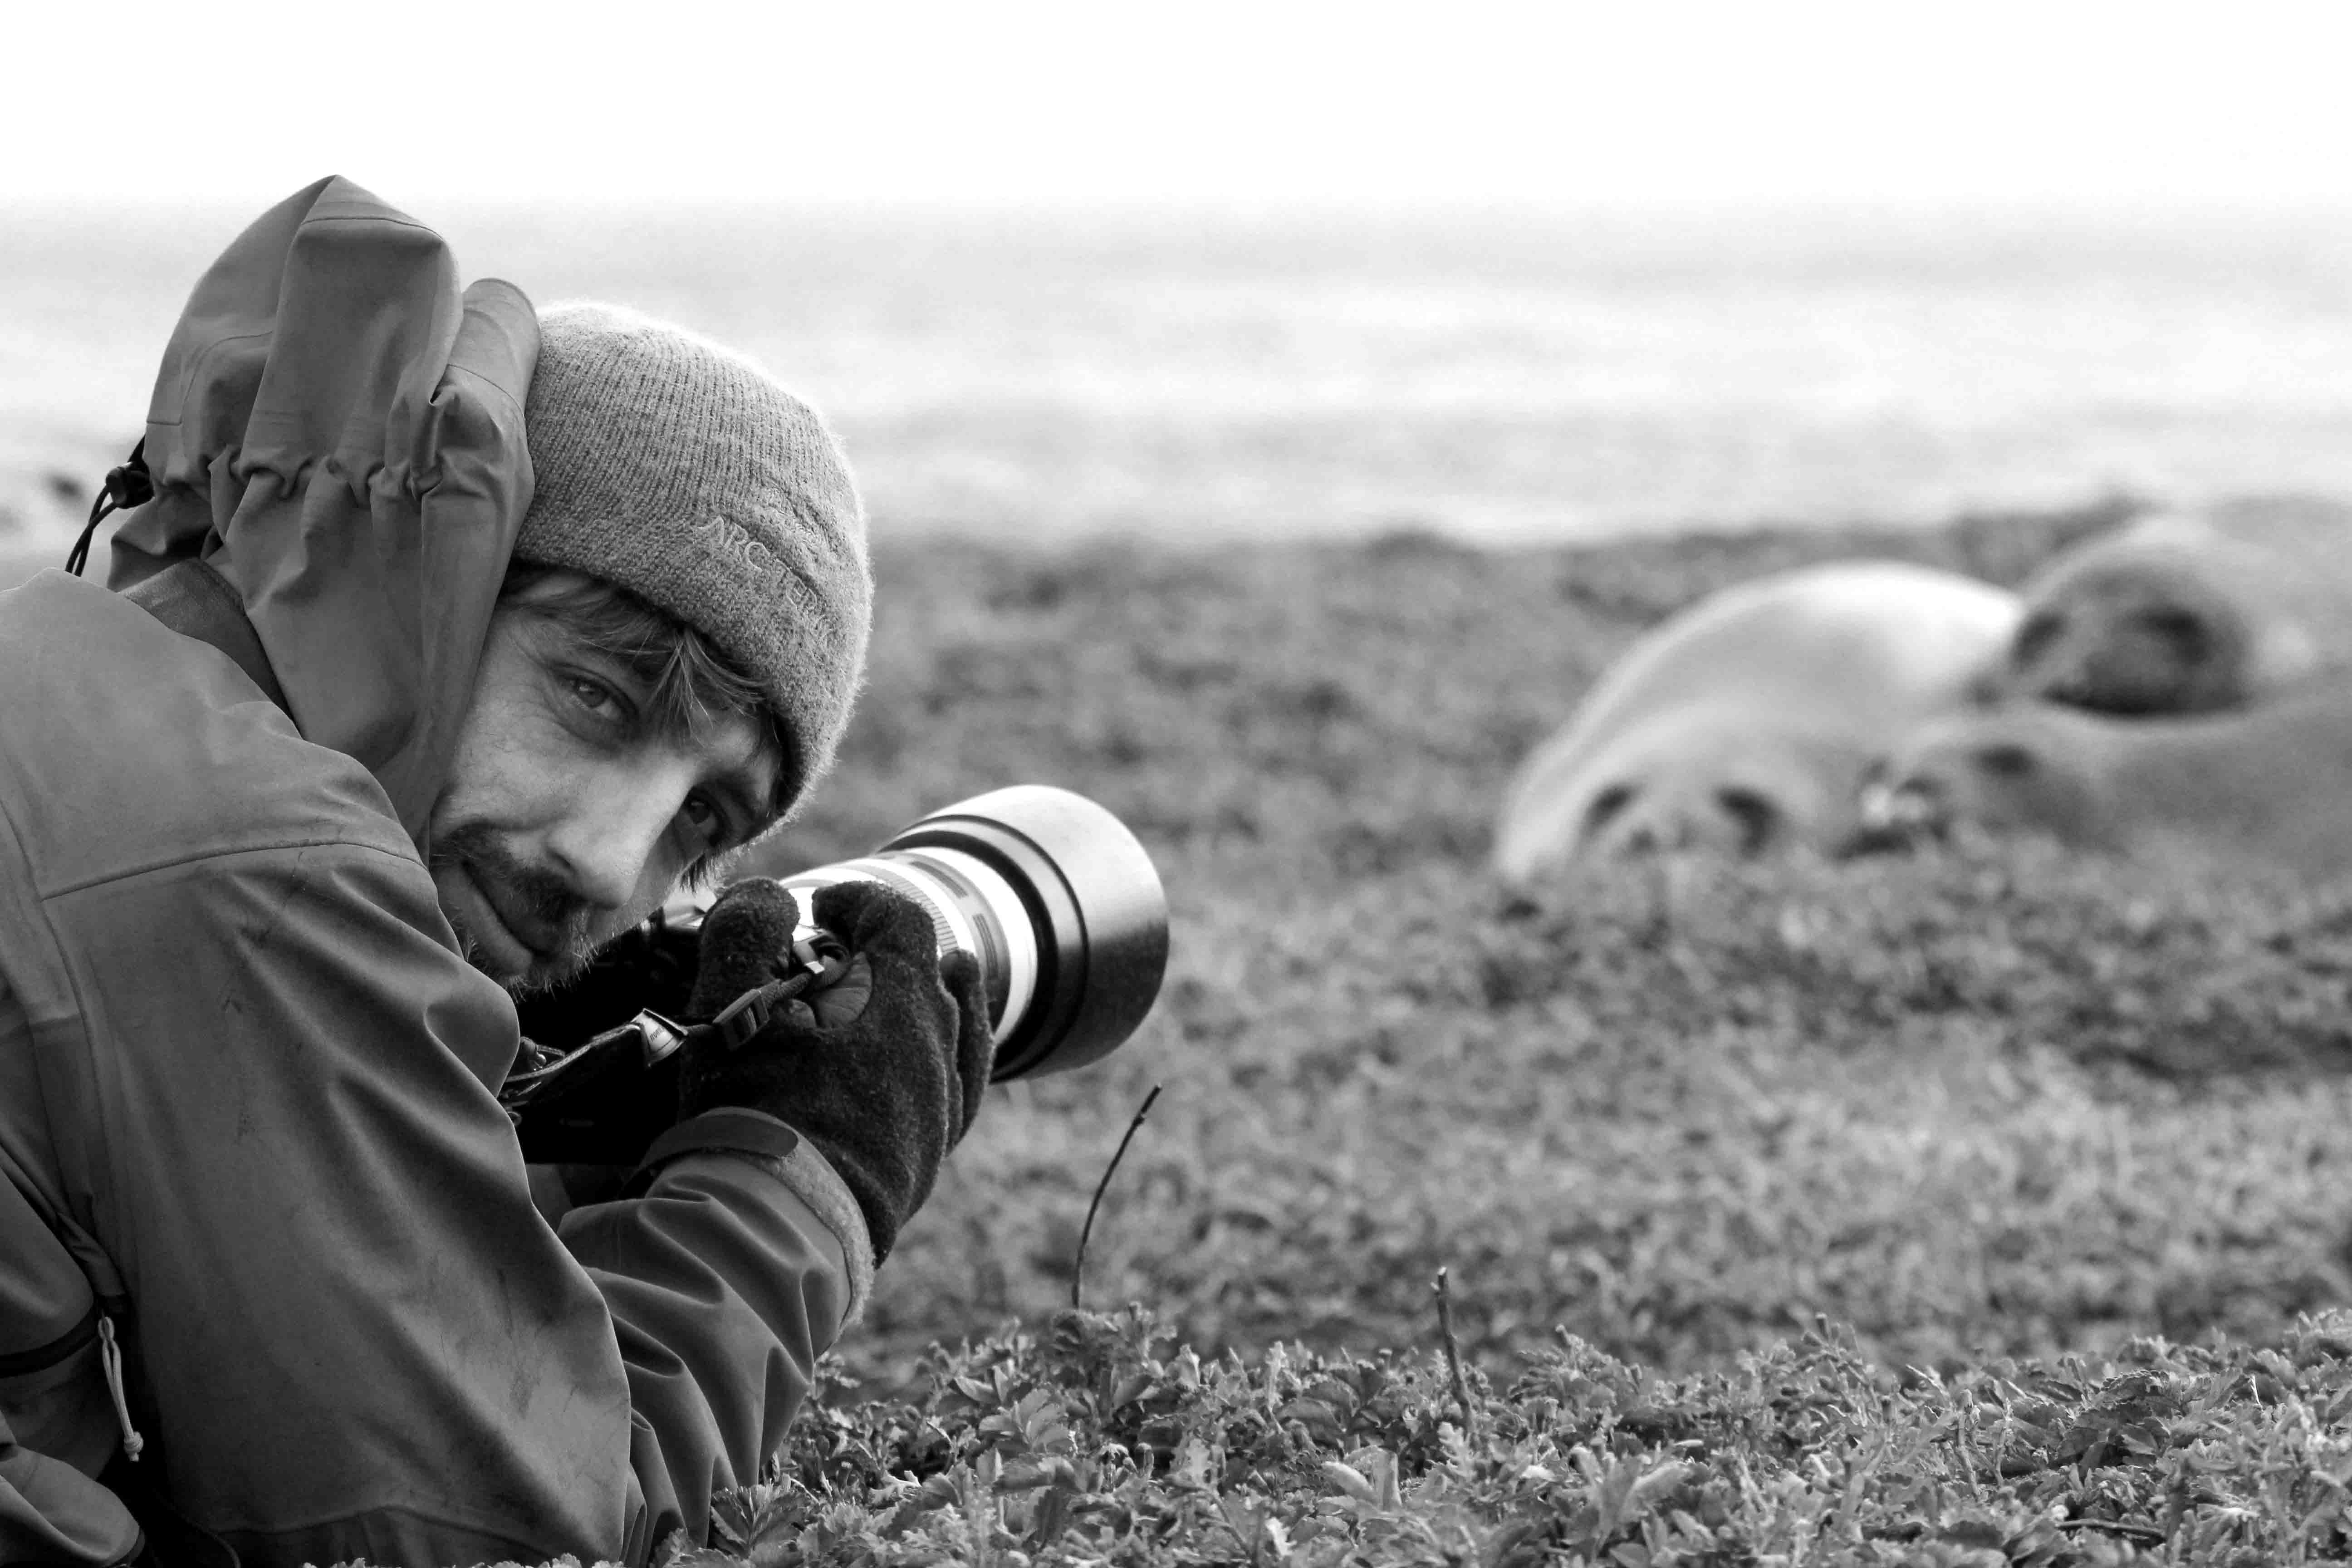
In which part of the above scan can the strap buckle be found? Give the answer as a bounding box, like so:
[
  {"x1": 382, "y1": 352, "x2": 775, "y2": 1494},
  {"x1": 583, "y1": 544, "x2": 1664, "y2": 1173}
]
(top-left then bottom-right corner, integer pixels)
[{"x1": 710, "y1": 986, "x2": 773, "y2": 1051}]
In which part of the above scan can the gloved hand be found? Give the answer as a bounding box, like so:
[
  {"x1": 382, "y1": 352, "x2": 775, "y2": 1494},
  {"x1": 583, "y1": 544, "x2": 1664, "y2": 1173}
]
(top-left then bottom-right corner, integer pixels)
[{"x1": 678, "y1": 878, "x2": 995, "y2": 1263}]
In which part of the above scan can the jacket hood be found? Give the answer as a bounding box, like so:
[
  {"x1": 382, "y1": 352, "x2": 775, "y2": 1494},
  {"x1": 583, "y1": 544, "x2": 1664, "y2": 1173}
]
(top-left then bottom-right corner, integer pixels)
[{"x1": 108, "y1": 176, "x2": 539, "y2": 849}]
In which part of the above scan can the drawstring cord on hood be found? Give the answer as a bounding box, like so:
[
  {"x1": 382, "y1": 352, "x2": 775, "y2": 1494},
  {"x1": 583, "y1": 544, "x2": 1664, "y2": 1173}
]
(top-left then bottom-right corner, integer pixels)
[
  {"x1": 66, "y1": 440, "x2": 153, "y2": 578},
  {"x1": 96, "y1": 1314, "x2": 145, "y2": 1462}
]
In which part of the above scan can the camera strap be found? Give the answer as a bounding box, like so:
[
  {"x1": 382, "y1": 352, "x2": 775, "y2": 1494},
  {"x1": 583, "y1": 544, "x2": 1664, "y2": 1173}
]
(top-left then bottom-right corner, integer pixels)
[{"x1": 702, "y1": 936, "x2": 855, "y2": 1050}]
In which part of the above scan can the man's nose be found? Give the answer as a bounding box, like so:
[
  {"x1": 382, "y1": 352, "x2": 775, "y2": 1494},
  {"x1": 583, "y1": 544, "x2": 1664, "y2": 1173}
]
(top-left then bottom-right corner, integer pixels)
[{"x1": 544, "y1": 764, "x2": 690, "y2": 913}]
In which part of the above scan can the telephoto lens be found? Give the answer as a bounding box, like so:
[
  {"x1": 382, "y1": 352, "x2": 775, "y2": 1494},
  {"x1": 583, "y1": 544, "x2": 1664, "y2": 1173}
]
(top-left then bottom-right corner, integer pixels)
[
  {"x1": 673, "y1": 784, "x2": 1171, "y2": 1080},
  {"x1": 507, "y1": 785, "x2": 1169, "y2": 1164}
]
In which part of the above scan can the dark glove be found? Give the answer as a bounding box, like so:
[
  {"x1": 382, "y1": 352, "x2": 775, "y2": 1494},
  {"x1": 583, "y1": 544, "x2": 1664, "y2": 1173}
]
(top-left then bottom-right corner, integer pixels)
[{"x1": 678, "y1": 878, "x2": 995, "y2": 1263}]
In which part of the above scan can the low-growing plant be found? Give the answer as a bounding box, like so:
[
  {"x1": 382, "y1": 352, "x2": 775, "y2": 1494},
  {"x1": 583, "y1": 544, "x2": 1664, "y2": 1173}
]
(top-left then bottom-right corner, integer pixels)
[{"x1": 639, "y1": 1303, "x2": 2352, "y2": 1566}]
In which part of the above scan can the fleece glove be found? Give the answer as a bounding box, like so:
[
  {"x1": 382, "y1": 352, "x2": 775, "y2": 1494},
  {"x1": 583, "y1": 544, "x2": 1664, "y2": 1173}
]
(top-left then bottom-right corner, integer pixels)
[{"x1": 679, "y1": 878, "x2": 994, "y2": 1263}]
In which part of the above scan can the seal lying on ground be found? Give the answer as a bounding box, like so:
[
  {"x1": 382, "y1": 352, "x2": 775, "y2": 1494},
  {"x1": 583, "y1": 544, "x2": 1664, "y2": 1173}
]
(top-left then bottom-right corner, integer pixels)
[
  {"x1": 1987, "y1": 494, "x2": 2352, "y2": 716},
  {"x1": 1862, "y1": 688, "x2": 2352, "y2": 882},
  {"x1": 1492, "y1": 560, "x2": 2020, "y2": 883}
]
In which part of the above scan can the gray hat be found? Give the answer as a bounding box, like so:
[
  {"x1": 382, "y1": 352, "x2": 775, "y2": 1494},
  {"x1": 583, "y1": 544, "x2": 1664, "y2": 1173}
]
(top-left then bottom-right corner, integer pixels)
[{"x1": 512, "y1": 302, "x2": 872, "y2": 815}]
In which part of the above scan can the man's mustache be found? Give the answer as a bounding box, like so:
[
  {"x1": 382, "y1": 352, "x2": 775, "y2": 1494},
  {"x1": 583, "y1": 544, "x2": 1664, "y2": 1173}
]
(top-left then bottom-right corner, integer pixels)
[{"x1": 429, "y1": 823, "x2": 601, "y2": 988}]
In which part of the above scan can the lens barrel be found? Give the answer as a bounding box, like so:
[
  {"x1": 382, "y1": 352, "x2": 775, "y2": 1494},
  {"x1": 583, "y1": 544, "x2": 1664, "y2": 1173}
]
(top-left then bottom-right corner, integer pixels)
[
  {"x1": 779, "y1": 785, "x2": 1169, "y2": 1079},
  {"x1": 505, "y1": 785, "x2": 1167, "y2": 1164}
]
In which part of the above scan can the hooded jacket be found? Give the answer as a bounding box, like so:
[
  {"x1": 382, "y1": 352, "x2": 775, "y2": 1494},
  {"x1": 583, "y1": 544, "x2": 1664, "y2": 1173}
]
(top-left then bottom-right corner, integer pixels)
[{"x1": 0, "y1": 179, "x2": 864, "y2": 1567}]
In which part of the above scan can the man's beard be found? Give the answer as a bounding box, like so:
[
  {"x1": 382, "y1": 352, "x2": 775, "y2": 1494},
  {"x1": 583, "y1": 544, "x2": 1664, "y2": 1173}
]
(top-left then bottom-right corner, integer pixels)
[{"x1": 428, "y1": 821, "x2": 603, "y2": 996}]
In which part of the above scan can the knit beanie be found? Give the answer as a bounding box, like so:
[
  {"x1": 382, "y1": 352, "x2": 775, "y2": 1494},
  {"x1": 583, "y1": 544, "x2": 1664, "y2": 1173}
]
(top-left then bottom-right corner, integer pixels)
[{"x1": 512, "y1": 302, "x2": 871, "y2": 818}]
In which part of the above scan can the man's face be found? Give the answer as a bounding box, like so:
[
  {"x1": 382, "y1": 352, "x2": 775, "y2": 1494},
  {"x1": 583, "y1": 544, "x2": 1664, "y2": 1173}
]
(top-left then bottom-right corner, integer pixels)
[{"x1": 427, "y1": 603, "x2": 778, "y2": 993}]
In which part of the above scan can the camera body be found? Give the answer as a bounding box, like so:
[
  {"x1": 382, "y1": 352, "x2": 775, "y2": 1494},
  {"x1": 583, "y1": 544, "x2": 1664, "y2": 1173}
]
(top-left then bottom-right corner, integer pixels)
[{"x1": 502, "y1": 785, "x2": 1168, "y2": 1165}]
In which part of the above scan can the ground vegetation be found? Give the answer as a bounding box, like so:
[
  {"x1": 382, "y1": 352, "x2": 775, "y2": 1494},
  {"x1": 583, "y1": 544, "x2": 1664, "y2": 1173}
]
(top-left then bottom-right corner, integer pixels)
[{"x1": 378, "y1": 500, "x2": 2352, "y2": 1563}]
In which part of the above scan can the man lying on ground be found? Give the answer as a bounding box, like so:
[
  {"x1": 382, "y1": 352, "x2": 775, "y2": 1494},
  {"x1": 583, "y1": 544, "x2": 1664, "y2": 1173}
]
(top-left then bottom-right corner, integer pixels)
[{"x1": 0, "y1": 177, "x2": 989, "y2": 1568}]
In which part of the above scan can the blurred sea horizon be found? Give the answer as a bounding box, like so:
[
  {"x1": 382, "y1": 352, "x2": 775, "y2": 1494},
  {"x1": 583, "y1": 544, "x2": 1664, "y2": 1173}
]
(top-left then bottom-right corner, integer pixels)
[{"x1": 6, "y1": 200, "x2": 2352, "y2": 550}]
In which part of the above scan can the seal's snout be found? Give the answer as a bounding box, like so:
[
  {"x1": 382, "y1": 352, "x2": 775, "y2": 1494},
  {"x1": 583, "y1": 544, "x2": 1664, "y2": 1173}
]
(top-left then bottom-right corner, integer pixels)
[{"x1": 1842, "y1": 764, "x2": 1946, "y2": 857}]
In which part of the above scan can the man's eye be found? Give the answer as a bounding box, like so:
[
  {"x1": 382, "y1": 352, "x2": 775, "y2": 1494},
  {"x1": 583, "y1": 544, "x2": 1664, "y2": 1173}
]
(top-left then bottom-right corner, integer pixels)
[
  {"x1": 565, "y1": 677, "x2": 619, "y2": 715},
  {"x1": 682, "y1": 794, "x2": 725, "y2": 844}
]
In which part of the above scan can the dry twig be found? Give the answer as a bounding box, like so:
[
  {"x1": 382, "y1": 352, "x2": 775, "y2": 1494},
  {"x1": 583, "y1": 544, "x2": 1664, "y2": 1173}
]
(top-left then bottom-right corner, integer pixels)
[
  {"x1": 1073, "y1": 1084, "x2": 1163, "y2": 1310},
  {"x1": 1433, "y1": 1266, "x2": 1478, "y2": 1441}
]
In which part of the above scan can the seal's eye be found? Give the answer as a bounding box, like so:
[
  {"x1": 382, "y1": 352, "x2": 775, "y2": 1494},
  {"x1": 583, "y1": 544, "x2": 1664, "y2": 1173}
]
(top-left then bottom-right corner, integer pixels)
[
  {"x1": 1582, "y1": 783, "x2": 1636, "y2": 838},
  {"x1": 2137, "y1": 607, "x2": 2208, "y2": 660},
  {"x1": 1715, "y1": 786, "x2": 1779, "y2": 854},
  {"x1": 2013, "y1": 610, "x2": 2064, "y2": 666},
  {"x1": 1975, "y1": 742, "x2": 2037, "y2": 779}
]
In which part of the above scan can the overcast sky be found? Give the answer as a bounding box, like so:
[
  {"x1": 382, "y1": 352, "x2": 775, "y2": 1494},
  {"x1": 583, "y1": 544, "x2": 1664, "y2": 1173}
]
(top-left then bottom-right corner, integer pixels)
[{"x1": 5, "y1": 0, "x2": 2351, "y2": 209}]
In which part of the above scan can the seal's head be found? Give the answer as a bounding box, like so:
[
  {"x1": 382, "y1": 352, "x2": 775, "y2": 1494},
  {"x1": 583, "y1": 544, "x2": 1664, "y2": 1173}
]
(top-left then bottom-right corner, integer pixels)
[
  {"x1": 2002, "y1": 554, "x2": 2248, "y2": 716},
  {"x1": 1987, "y1": 506, "x2": 2342, "y2": 718},
  {"x1": 1499, "y1": 710, "x2": 1871, "y2": 876},
  {"x1": 1858, "y1": 707, "x2": 2113, "y2": 853}
]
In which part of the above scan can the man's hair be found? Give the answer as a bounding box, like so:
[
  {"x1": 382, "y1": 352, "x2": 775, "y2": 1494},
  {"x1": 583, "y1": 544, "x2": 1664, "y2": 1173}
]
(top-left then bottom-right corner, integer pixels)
[{"x1": 498, "y1": 562, "x2": 794, "y2": 828}]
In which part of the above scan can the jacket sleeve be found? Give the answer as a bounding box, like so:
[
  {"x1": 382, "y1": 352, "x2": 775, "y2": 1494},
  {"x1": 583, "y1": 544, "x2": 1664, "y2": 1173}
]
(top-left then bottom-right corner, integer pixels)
[
  {"x1": 44, "y1": 830, "x2": 860, "y2": 1566},
  {"x1": 560, "y1": 1138, "x2": 870, "y2": 1562}
]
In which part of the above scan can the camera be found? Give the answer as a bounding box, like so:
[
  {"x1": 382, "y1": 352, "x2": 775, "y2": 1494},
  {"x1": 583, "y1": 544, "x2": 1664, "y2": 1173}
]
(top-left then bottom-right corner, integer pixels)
[{"x1": 502, "y1": 785, "x2": 1170, "y2": 1164}]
